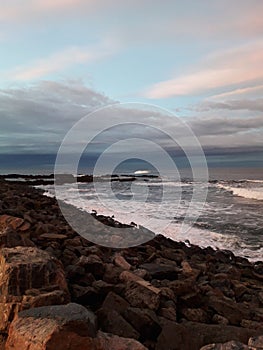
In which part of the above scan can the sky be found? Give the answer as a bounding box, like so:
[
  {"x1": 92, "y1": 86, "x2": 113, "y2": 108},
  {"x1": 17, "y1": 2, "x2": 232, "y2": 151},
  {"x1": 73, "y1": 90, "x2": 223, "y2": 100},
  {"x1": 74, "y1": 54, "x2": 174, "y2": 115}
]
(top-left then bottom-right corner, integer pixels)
[{"x1": 0, "y1": 0, "x2": 263, "y2": 160}]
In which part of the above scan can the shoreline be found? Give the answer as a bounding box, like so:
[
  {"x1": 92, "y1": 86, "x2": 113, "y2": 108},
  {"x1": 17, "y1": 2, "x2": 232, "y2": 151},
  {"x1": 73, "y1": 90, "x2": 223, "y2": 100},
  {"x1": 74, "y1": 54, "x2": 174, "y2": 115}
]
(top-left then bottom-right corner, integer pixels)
[{"x1": 0, "y1": 179, "x2": 263, "y2": 349}]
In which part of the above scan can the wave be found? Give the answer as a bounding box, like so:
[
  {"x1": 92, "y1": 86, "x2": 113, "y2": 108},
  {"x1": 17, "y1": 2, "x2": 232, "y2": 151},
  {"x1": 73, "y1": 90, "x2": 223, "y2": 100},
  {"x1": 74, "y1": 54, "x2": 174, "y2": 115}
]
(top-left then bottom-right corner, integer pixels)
[{"x1": 218, "y1": 183, "x2": 263, "y2": 201}]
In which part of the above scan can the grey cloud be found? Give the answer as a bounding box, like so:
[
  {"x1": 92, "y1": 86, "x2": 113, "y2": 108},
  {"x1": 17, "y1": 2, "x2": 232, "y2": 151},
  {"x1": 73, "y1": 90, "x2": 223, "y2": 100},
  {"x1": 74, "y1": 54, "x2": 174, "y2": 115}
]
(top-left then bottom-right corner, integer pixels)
[
  {"x1": 200, "y1": 99, "x2": 263, "y2": 112},
  {"x1": 0, "y1": 80, "x2": 263, "y2": 156},
  {"x1": 0, "y1": 80, "x2": 113, "y2": 153}
]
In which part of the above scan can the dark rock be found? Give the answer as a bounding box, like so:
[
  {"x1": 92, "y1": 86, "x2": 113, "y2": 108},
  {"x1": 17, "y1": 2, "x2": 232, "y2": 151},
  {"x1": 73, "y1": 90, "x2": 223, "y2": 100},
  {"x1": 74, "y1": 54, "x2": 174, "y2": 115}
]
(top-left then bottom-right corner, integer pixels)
[
  {"x1": 97, "y1": 309, "x2": 140, "y2": 340},
  {"x1": 123, "y1": 307, "x2": 161, "y2": 340}
]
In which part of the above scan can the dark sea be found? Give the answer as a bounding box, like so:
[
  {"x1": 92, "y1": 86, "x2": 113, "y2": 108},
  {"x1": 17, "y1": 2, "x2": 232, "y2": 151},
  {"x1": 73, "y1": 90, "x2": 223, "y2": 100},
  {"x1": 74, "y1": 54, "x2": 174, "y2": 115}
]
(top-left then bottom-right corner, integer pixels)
[{"x1": 1, "y1": 153, "x2": 263, "y2": 261}]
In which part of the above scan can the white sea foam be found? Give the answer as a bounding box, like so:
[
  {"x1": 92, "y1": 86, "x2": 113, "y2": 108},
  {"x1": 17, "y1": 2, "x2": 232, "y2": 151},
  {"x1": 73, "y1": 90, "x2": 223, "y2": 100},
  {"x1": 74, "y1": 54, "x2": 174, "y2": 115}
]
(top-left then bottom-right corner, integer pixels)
[
  {"x1": 39, "y1": 180, "x2": 263, "y2": 262},
  {"x1": 218, "y1": 183, "x2": 263, "y2": 201}
]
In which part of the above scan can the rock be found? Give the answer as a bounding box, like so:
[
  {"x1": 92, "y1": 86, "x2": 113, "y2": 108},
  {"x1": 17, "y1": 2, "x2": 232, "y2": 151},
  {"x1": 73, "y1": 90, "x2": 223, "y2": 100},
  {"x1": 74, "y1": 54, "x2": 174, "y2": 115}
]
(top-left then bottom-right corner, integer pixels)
[
  {"x1": 248, "y1": 335, "x2": 263, "y2": 348},
  {"x1": 114, "y1": 254, "x2": 131, "y2": 270},
  {"x1": 77, "y1": 255, "x2": 105, "y2": 278},
  {"x1": 120, "y1": 270, "x2": 144, "y2": 283},
  {"x1": 139, "y1": 262, "x2": 179, "y2": 280},
  {"x1": 212, "y1": 314, "x2": 229, "y2": 325},
  {"x1": 169, "y1": 278, "x2": 196, "y2": 296},
  {"x1": 5, "y1": 303, "x2": 98, "y2": 350},
  {"x1": 181, "y1": 308, "x2": 209, "y2": 323},
  {"x1": 101, "y1": 291, "x2": 129, "y2": 314},
  {"x1": 103, "y1": 263, "x2": 122, "y2": 284},
  {"x1": 0, "y1": 247, "x2": 69, "y2": 332},
  {"x1": 200, "y1": 341, "x2": 249, "y2": 350},
  {"x1": 155, "y1": 320, "x2": 261, "y2": 350},
  {"x1": 97, "y1": 331, "x2": 147, "y2": 350},
  {"x1": 241, "y1": 319, "x2": 263, "y2": 330},
  {"x1": 125, "y1": 280, "x2": 161, "y2": 310},
  {"x1": 0, "y1": 247, "x2": 68, "y2": 296},
  {"x1": 97, "y1": 309, "x2": 139, "y2": 339},
  {"x1": 0, "y1": 215, "x2": 25, "y2": 231},
  {"x1": 123, "y1": 307, "x2": 161, "y2": 340},
  {"x1": 39, "y1": 233, "x2": 68, "y2": 241},
  {"x1": 208, "y1": 297, "x2": 250, "y2": 325},
  {"x1": 159, "y1": 307, "x2": 177, "y2": 321}
]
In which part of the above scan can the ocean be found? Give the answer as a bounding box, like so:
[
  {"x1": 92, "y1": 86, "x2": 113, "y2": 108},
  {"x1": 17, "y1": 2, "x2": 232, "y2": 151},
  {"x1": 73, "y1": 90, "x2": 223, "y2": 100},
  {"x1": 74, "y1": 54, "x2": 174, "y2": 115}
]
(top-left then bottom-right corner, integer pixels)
[
  {"x1": 1, "y1": 153, "x2": 262, "y2": 261},
  {"x1": 41, "y1": 172, "x2": 263, "y2": 262}
]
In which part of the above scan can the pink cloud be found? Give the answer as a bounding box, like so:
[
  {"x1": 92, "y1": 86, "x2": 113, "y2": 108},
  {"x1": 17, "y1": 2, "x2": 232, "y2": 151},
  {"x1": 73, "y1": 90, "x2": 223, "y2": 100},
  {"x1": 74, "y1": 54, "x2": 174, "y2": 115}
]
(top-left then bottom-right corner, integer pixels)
[
  {"x1": 8, "y1": 40, "x2": 118, "y2": 81},
  {"x1": 144, "y1": 41, "x2": 263, "y2": 98}
]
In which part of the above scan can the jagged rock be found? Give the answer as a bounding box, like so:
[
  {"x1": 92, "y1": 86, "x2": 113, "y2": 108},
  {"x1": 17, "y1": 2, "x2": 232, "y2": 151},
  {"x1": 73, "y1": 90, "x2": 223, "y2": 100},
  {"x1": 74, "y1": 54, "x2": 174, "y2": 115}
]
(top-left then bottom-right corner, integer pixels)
[
  {"x1": 124, "y1": 280, "x2": 161, "y2": 310},
  {"x1": 77, "y1": 255, "x2": 105, "y2": 278},
  {"x1": 97, "y1": 309, "x2": 140, "y2": 340},
  {"x1": 123, "y1": 307, "x2": 161, "y2": 340},
  {"x1": 0, "y1": 247, "x2": 70, "y2": 332},
  {"x1": 139, "y1": 262, "x2": 179, "y2": 280},
  {"x1": 248, "y1": 335, "x2": 263, "y2": 348},
  {"x1": 200, "y1": 341, "x2": 249, "y2": 349},
  {"x1": 208, "y1": 297, "x2": 250, "y2": 325},
  {"x1": 155, "y1": 320, "x2": 261, "y2": 350},
  {"x1": 101, "y1": 291, "x2": 129, "y2": 313},
  {"x1": 181, "y1": 308, "x2": 209, "y2": 323},
  {"x1": 97, "y1": 331, "x2": 147, "y2": 350},
  {"x1": 114, "y1": 254, "x2": 131, "y2": 270},
  {"x1": 5, "y1": 303, "x2": 97, "y2": 350}
]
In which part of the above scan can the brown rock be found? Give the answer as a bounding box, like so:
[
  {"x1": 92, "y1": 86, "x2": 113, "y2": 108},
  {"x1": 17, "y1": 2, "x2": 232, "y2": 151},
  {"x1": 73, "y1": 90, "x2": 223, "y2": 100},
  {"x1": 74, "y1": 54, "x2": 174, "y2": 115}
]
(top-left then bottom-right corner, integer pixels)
[
  {"x1": 248, "y1": 335, "x2": 263, "y2": 348},
  {"x1": 0, "y1": 247, "x2": 69, "y2": 332},
  {"x1": 39, "y1": 233, "x2": 67, "y2": 241},
  {"x1": 123, "y1": 307, "x2": 161, "y2": 340},
  {"x1": 155, "y1": 320, "x2": 261, "y2": 350},
  {"x1": 181, "y1": 308, "x2": 209, "y2": 323},
  {"x1": 120, "y1": 270, "x2": 144, "y2": 283},
  {"x1": 114, "y1": 254, "x2": 131, "y2": 270},
  {"x1": 200, "y1": 341, "x2": 249, "y2": 350},
  {"x1": 0, "y1": 215, "x2": 24, "y2": 231},
  {"x1": 159, "y1": 307, "x2": 177, "y2": 321},
  {"x1": 208, "y1": 297, "x2": 250, "y2": 325},
  {"x1": 101, "y1": 291, "x2": 129, "y2": 314},
  {"x1": 77, "y1": 255, "x2": 105, "y2": 278},
  {"x1": 97, "y1": 331, "x2": 147, "y2": 350},
  {"x1": 125, "y1": 280, "x2": 161, "y2": 310},
  {"x1": 5, "y1": 303, "x2": 98, "y2": 350},
  {"x1": 139, "y1": 262, "x2": 179, "y2": 280},
  {"x1": 97, "y1": 309, "x2": 140, "y2": 340}
]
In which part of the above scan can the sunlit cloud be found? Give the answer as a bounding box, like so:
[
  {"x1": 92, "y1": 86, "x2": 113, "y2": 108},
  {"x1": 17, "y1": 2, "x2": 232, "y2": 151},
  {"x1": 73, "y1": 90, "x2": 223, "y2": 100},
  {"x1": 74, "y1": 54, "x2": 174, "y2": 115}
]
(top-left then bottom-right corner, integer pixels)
[
  {"x1": 144, "y1": 41, "x2": 263, "y2": 98},
  {"x1": 7, "y1": 40, "x2": 118, "y2": 81}
]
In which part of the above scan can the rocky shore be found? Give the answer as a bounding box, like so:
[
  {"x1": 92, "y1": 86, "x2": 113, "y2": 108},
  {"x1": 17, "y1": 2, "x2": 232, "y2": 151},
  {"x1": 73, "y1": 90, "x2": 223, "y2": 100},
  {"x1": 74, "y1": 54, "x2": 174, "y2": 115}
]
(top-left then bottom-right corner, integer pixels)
[{"x1": 0, "y1": 178, "x2": 263, "y2": 349}]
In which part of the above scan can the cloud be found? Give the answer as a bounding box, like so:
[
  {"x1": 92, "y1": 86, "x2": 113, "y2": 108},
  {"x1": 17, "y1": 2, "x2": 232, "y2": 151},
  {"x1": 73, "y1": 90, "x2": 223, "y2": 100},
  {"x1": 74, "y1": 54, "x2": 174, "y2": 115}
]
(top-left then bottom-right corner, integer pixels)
[
  {"x1": 199, "y1": 99, "x2": 263, "y2": 113},
  {"x1": 144, "y1": 41, "x2": 263, "y2": 98},
  {"x1": 6, "y1": 41, "x2": 118, "y2": 81},
  {"x1": 0, "y1": 80, "x2": 113, "y2": 153},
  {"x1": 0, "y1": 80, "x2": 262, "y2": 156}
]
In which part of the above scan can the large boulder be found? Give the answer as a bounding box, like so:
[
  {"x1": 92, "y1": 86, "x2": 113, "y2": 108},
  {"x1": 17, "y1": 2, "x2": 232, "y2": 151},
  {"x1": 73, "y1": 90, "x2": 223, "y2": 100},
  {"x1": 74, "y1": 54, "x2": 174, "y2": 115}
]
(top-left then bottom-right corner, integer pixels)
[
  {"x1": 5, "y1": 303, "x2": 97, "y2": 350},
  {"x1": 0, "y1": 247, "x2": 70, "y2": 333},
  {"x1": 155, "y1": 320, "x2": 262, "y2": 350}
]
